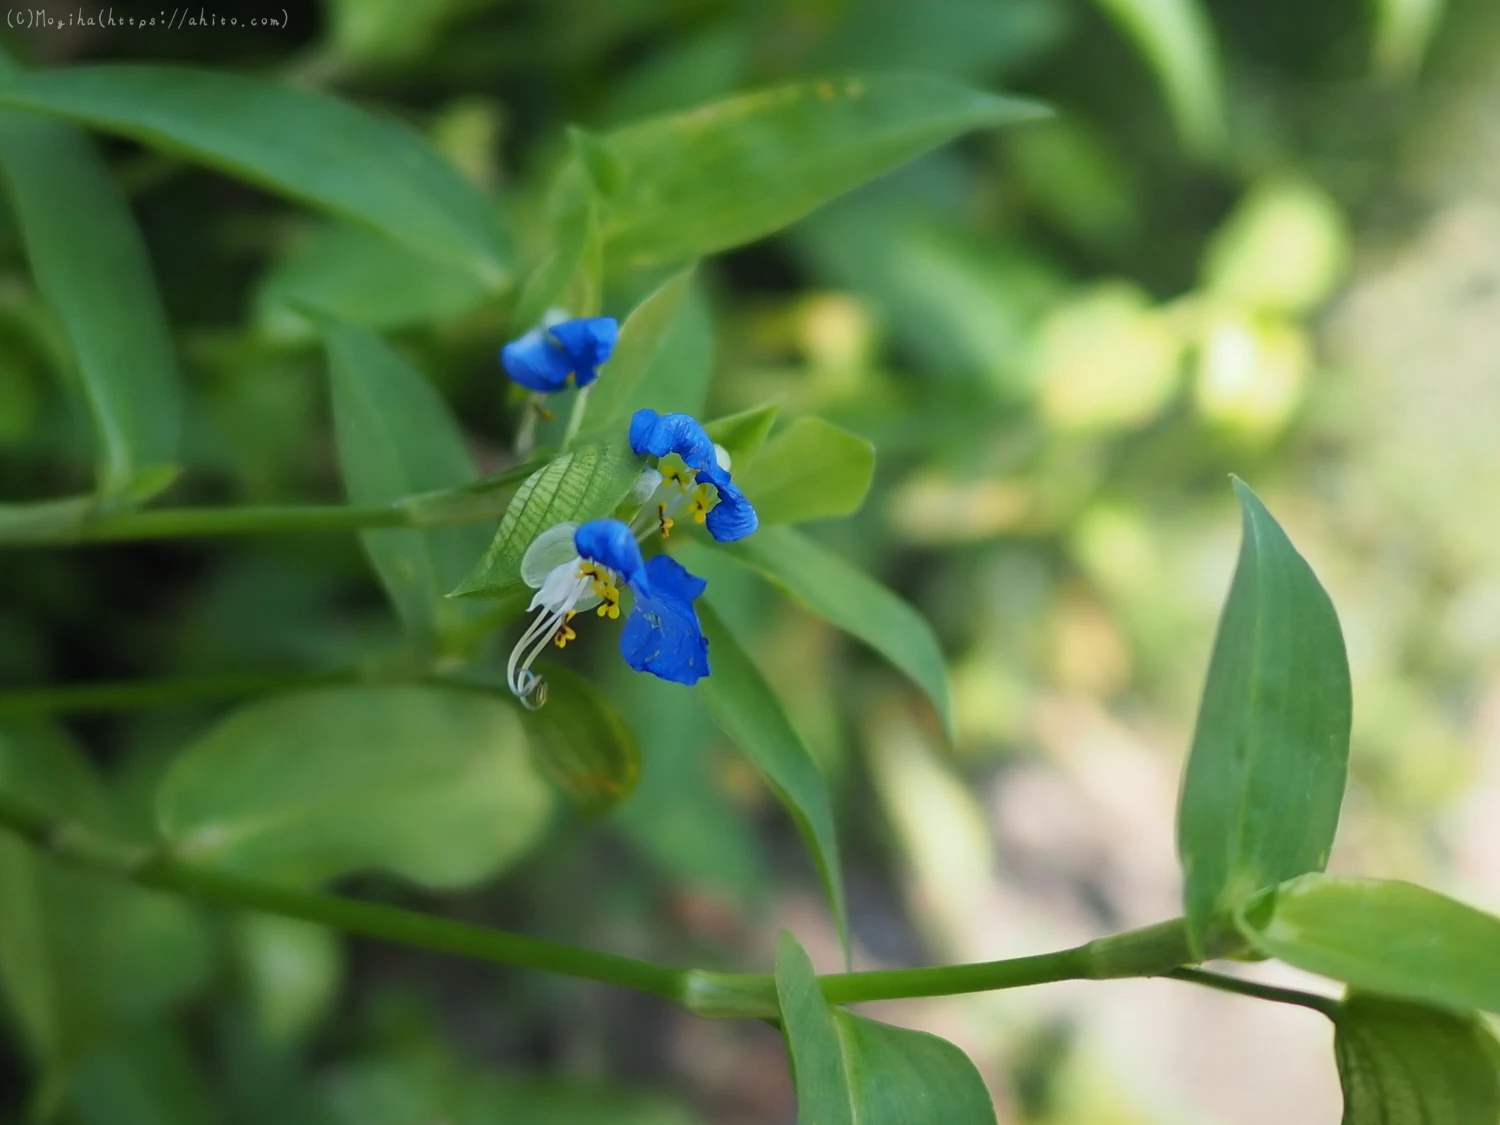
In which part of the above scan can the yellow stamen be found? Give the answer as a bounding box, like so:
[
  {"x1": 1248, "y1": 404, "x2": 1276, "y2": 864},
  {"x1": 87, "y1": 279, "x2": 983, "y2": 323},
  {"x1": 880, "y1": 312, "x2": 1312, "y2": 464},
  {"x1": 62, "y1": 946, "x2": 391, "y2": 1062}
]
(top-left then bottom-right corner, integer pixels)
[
  {"x1": 553, "y1": 611, "x2": 577, "y2": 648},
  {"x1": 658, "y1": 503, "x2": 675, "y2": 538},
  {"x1": 689, "y1": 485, "x2": 713, "y2": 524},
  {"x1": 596, "y1": 582, "x2": 621, "y2": 619}
]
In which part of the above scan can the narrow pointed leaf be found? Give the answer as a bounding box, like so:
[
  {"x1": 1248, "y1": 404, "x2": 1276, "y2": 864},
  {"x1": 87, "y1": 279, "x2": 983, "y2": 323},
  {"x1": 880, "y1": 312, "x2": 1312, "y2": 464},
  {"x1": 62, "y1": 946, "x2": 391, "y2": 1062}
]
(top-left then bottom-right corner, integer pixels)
[
  {"x1": 325, "y1": 324, "x2": 491, "y2": 652},
  {"x1": 587, "y1": 74, "x2": 1049, "y2": 269},
  {"x1": 735, "y1": 418, "x2": 875, "y2": 525},
  {"x1": 512, "y1": 196, "x2": 604, "y2": 330},
  {"x1": 775, "y1": 932, "x2": 997, "y2": 1124},
  {"x1": 1237, "y1": 874, "x2": 1500, "y2": 1015},
  {"x1": 696, "y1": 606, "x2": 847, "y2": 951},
  {"x1": 575, "y1": 266, "x2": 697, "y2": 436},
  {"x1": 1178, "y1": 478, "x2": 1351, "y2": 955},
  {"x1": 1335, "y1": 993, "x2": 1500, "y2": 1125},
  {"x1": 704, "y1": 401, "x2": 781, "y2": 469},
  {"x1": 156, "y1": 685, "x2": 552, "y2": 888},
  {"x1": 0, "y1": 64, "x2": 509, "y2": 284},
  {"x1": 692, "y1": 529, "x2": 952, "y2": 739},
  {"x1": 0, "y1": 54, "x2": 180, "y2": 497}
]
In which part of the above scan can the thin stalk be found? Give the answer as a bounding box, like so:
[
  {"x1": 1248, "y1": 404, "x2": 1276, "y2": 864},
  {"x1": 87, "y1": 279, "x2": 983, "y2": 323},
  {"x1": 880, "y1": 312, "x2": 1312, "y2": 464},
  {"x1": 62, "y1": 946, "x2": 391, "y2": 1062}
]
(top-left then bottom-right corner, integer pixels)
[
  {"x1": 0, "y1": 789, "x2": 1261, "y2": 1022},
  {"x1": 1167, "y1": 967, "x2": 1340, "y2": 1017},
  {"x1": 79, "y1": 503, "x2": 409, "y2": 542}
]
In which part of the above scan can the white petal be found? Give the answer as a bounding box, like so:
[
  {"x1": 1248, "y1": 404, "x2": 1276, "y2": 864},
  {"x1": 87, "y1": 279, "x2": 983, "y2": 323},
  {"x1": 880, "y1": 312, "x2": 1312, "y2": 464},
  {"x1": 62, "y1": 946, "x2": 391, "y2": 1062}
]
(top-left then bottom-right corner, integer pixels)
[
  {"x1": 629, "y1": 467, "x2": 664, "y2": 505},
  {"x1": 529, "y1": 560, "x2": 602, "y2": 614},
  {"x1": 521, "y1": 521, "x2": 581, "y2": 588},
  {"x1": 714, "y1": 443, "x2": 732, "y2": 471}
]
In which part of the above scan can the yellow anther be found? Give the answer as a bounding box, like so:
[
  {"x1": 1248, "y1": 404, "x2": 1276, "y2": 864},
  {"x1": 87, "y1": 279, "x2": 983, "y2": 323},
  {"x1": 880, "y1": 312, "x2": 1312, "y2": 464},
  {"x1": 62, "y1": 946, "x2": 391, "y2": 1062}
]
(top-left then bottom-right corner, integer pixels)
[
  {"x1": 657, "y1": 503, "x2": 675, "y2": 538},
  {"x1": 535, "y1": 404, "x2": 555, "y2": 422},
  {"x1": 596, "y1": 582, "x2": 621, "y2": 619},
  {"x1": 552, "y1": 611, "x2": 577, "y2": 648},
  {"x1": 688, "y1": 485, "x2": 714, "y2": 524},
  {"x1": 661, "y1": 455, "x2": 696, "y2": 492}
]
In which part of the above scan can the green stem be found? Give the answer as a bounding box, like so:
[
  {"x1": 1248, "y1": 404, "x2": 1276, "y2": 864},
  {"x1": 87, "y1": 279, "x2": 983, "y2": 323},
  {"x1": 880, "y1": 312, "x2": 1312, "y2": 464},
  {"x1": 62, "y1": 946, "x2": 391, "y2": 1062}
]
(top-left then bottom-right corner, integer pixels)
[
  {"x1": 1167, "y1": 967, "x2": 1339, "y2": 1017},
  {"x1": 0, "y1": 788, "x2": 1255, "y2": 1022},
  {"x1": 79, "y1": 503, "x2": 409, "y2": 542},
  {"x1": 562, "y1": 385, "x2": 591, "y2": 448},
  {"x1": 0, "y1": 669, "x2": 353, "y2": 717}
]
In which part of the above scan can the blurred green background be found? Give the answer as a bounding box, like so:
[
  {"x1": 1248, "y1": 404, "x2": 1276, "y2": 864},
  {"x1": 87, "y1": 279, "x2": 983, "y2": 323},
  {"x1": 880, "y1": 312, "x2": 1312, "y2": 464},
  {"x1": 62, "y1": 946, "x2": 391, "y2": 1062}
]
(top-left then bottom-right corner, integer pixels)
[{"x1": 3, "y1": 0, "x2": 1498, "y2": 1121}]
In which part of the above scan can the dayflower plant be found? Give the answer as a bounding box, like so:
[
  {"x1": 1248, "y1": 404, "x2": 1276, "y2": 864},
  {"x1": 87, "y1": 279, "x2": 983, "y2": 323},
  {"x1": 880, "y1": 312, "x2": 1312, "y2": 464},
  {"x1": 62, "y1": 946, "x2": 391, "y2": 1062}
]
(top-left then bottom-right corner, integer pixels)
[
  {"x1": 505, "y1": 409, "x2": 757, "y2": 707},
  {"x1": 501, "y1": 311, "x2": 619, "y2": 394}
]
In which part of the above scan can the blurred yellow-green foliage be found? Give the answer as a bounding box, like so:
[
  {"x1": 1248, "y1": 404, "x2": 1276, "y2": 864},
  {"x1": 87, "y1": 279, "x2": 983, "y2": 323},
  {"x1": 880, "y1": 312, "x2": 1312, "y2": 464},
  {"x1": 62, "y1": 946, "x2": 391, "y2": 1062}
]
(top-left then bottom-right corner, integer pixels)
[{"x1": 3, "y1": 0, "x2": 1499, "y2": 1122}]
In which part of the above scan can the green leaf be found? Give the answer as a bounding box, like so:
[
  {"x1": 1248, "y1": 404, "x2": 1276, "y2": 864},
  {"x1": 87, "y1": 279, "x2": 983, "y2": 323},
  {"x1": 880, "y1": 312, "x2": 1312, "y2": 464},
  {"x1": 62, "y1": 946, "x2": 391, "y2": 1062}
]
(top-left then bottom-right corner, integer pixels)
[
  {"x1": 521, "y1": 664, "x2": 641, "y2": 815},
  {"x1": 0, "y1": 64, "x2": 509, "y2": 285},
  {"x1": 0, "y1": 722, "x2": 210, "y2": 1072},
  {"x1": 67, "y1": 1023, "x2": 216, "y2": 1125},
  {"x1": 255, "y1": 220, "x2": 493, "y2": 342},
  {"x1": 704, "y1": 400, "x2": 781, "y2": 469},
  {"x1": 0, "y1": 53, "x2": 180, "y2": 497},
  {"x1": 235, "y1": 914, "x2": 344, "y2": 1045},
  {"x1": 695, "y1": 604, "x2": 847, "y2": 952},
  {"x1": 1237, "y1": 875, "x2": 1500, "y2": 1016},
  {"x1": 588, "y1": 74, "x2": 1048, "y2": 270},
  {"x1": 575, "y1": 265, "x2": 697, "y2": 436},
  {"x1": 774, "y1": 931, "x2": 997, "y2": 1124},
  {"x1": 1335, "y1": 993, "x2": 1500, "y2": 1125},
  {"x1": 1090, "y1": 0, "x2": 1226, "y2": 155},
  {"x1": 156, "y1": 685, "x2": 553, "y2": 888},
  {"x1": 448, "y1": 436, "x2": 644, "y2": 601},
  {"x1": 512, "y1": 196, "x2": 604, "y2": 330},
  {"x1": 1369, "y1": 0, "x2": 1447, "y2": 80},
  {"x1": 735, "y1": 417, "x2": 875, "y2": 525},
  {"x1": 697, "y1": 527, "x2": 953, "y2": 739},
  {"x1": 1177, "y1": 478, "x2": 1351, "y2": 956},
  {"x1": 325, "y1": 323, "x2": 492, "y2": 652}
]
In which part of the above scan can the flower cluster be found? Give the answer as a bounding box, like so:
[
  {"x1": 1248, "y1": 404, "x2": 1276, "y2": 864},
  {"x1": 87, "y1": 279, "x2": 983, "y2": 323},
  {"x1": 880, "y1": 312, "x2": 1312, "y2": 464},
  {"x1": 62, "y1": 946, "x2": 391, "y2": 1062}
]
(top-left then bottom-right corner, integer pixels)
[{"x1": 501, "y1": 318, "x2": 760, "y2": 707}]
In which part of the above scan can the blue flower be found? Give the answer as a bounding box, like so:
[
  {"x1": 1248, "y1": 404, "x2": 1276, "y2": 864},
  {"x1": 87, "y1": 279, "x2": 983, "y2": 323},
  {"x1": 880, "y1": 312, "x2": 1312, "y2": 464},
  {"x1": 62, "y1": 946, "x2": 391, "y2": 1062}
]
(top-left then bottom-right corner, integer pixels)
[
  {"x1": 575, "y1": 519, "x2": 710, "y2": 685},
  {"x1": 501, "y1": 316, "x2": 619, "y2": 393},
  {"x1": 628, "y1": 408, "x2": 759, "y2": 542}
]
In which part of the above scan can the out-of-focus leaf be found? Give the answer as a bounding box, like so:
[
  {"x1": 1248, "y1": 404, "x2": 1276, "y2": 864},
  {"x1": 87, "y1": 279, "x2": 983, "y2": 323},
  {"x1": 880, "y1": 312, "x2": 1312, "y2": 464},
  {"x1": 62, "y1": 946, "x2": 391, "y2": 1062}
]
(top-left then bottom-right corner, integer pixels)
[
  {"x1": 775, "y1": 932, "x2": 997, "y2": 1124},
  {"x1": 695, "y1": 604, "x2": 848, "y2": 952},
  {"x1": 1178, "y1": 479, "x2": 1351, "y2": 955},
  {"x1": 694, "y1": 528, "x2": 952, "y2": 739},
  {"x1": 156, "y1": 685, "x2": 553, "y2": 888},
  {"x1": 1335, "y1": 993, "x2": 1500, "y2": 1124},
  {"x1": 735, "y1": 418, "x2": 875, "y2": 525},
  {"x1": 521, "y1": 664, "x2": 641, "y2": 815},
  {"x1": 512, "y1": 196, "x2": 603, "y2": 330},
  {"x1": 1035, "y1": 281, "x2": 1183, "y2": 432},
  {"x1": 1369, "y1": 0, "x2": 1447, "y2": 79},
  {"x1": 704, "y1": 400, "x2": 781, "y2": 469},
  {"x1": 0, "y1": 722, "x2": 211, "y2": 1073},
  {"x1": 235, "y1": 914, "x2": 344, "y2": 1045},
  {"x1": 612, "y1": 663, "x2": 769, "y2": 905},
  {"x1": 1238, "y1": 875, "x2": 1500, "y2": 1015},
  {"x1": 0, "y1": 495, "x2": 96, "y2": 544},
  {"x1": 0, "y1": 52, "x2": 180, "y2": 497},
  {"x1": 575, "y1": 265, "x2": 696, "y2": 435},
  {"x1": 0, "y1": 64, "x2": 510, "y2": 285},
  {"x1": 67, "y1": 1023, "x2": 216, "y2": 1125},
  {"x1": 448, "y1": 437, "x2": 644, "y2": 601},
  {"x1": 323, "y1": 0, "x2": 487, "y2": 67},
  {"x1": 255, "y1": 220, "x2": 493, "y2": 342},
  {"x1": 1090, "y1": 0, "x2": 1226, "y2": 155},
  {"x1": 1007, "y1": 117, "x2": 1141, "y2": 253},
  {"x1": 325, "y1": 323, "x2": 492, "y2": 652},
  {"x1": 813, "y1": 0, "x2": 1069, "y2": 80},
  {"x1": 323, "y1": 1052, "x2": 703, "y2": 1125},
  {"x1": 1203, "y1": 178, "x2": 1349, "y2": 316},
  {"x1": 589, "y1": 74, "x2": 1048, "y2": 270}
]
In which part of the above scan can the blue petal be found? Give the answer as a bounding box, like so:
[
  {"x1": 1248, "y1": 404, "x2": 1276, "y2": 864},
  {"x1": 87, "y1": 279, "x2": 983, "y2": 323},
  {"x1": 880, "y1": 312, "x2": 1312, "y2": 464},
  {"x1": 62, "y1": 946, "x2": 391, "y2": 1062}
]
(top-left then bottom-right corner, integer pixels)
[
  {"x1": 704, "y1": 481, "x2": 759, "y2": 542},
  {"x1": 619, "y1": 555, "x2": 710, "y2": 685},
  {"x1": 549, "y1": 317, "x2": 619, "y2": 388},
  {"x1": 501, "y1": 326, "x2": 574, "y2": 392},
  {"x1": 574, "y1": 519, "x2": 650, "y2": 594},
  {"x1": 628, "y1": 409, "x2": 723, "y2": 484}
]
